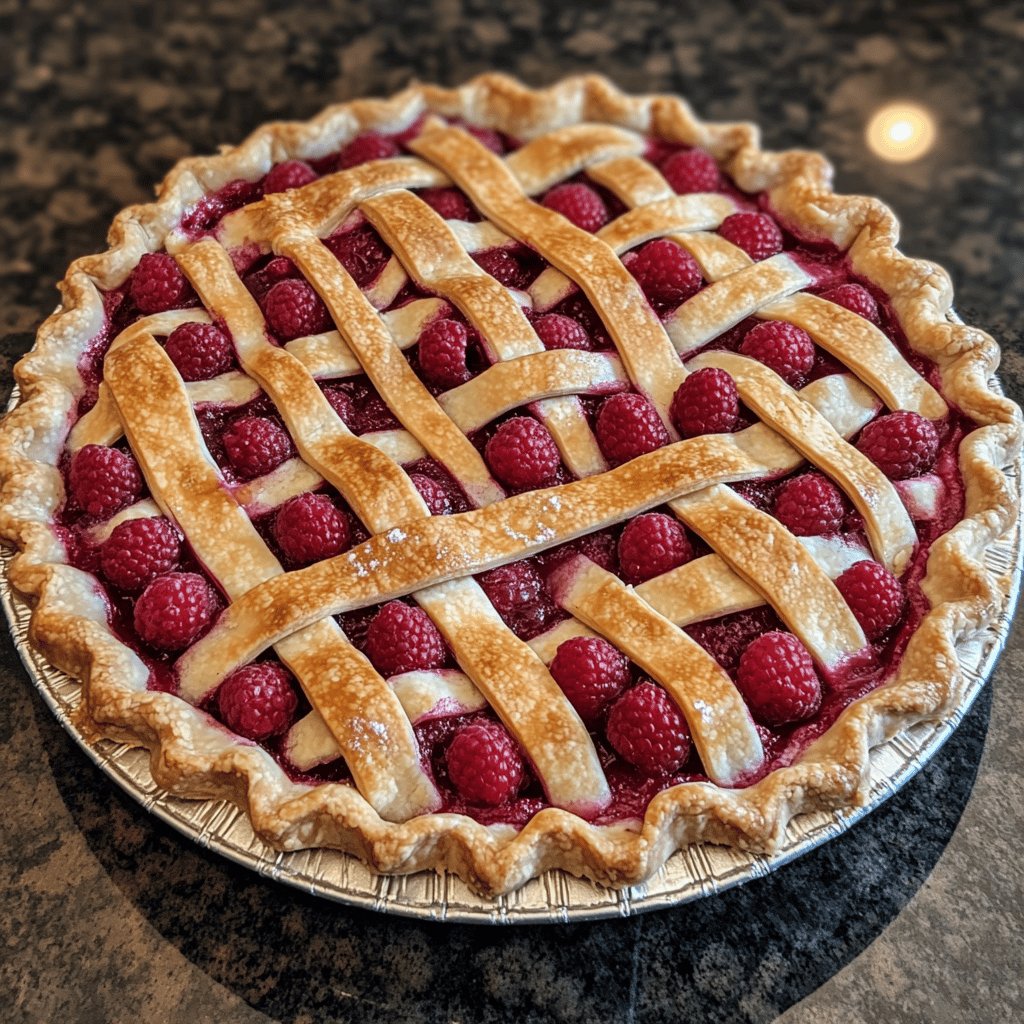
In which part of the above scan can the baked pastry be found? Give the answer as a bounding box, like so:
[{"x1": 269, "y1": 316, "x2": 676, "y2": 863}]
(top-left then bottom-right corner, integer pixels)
[{"x1": 1, "y1": 74, "x2": 1018, "y2": 896}]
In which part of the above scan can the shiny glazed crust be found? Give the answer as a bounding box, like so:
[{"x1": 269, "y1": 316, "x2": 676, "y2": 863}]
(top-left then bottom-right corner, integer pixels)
[{"x1": 1, "y1": 74, "x2": 1020, "y2": 896}]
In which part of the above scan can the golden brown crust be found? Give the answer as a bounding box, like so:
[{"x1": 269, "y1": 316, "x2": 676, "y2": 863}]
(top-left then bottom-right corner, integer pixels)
[{"x1": 1, "y1": 73, "x2": 1020, "y2": 896}]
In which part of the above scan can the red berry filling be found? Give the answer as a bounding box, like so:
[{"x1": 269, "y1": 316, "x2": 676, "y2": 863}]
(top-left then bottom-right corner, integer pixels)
[{"x1": 62, "y1": 116, "x2": 973, "y2": 831}]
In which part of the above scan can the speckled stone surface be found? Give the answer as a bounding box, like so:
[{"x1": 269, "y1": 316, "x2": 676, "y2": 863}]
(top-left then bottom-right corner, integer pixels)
[{"x1": 1, "y1": 1, "x2": 1022, "y2": 1021}]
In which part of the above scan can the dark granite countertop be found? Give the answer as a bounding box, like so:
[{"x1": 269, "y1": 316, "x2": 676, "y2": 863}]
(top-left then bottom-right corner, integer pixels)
[{"x1": 2, "y1": 1, "x2": 1022, "y2": 1021}]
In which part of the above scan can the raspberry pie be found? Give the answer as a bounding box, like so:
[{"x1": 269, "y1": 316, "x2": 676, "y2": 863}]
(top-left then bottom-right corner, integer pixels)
[{"x1": 2, "y1": 75, "x2": 1019, "y2": 896}]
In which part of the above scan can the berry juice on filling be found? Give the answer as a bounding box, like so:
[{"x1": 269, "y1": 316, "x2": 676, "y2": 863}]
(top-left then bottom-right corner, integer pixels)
[{"x1": 63, "y1": 123, "x2": 975, "y2": 830}]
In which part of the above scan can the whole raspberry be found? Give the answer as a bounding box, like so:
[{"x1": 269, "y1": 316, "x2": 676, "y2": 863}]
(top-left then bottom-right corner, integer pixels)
[
  {"x1": 618, "y1": 512, "x2": 694, "y2": 583},
  {"x1": 533, "y1": 313, "x2": 591, "y2": 351},
  {"x1": 410, "y1": 473, "x2": 452, "y2": 515},
  {"x1": 485, "y1": 416, "x2": 561, "y2": 489},
  {"x1": 365, "y1": 600, "x2": 447, "y2": 677},
  {"x1": 133, "y1": 571, "x2": 220, "y2": 652},
  {"x1": 322, "y1": 385, "x2": 354, "y2": 425},
  {"x1": 606, "y1": 681, "x2": 692, "y2": 775},
  {"x1": 419, "y1": 186, "x2": 473, "y2": 220},
  {"x1": 739, "y1": 319, "x2": 816, "y2": 386},
  {"x1": 550, "y1": 636, "x2": 630, "y2": 724},
  {"x1": 661, "y1": 148, "x2": 722, "y2": 193},
  {"x1": 772, "y1": 473, "x2": 845, "y2": 536},
  {"x1": 670, "y1": 367, "x2": 739, "y2": 437},
  {"x1": 418, "y1": 318, "x2": 472, "y2": 388},
  {"x1": 719, "y1": 212, "x2": 784, "y2": 261},
  {"x1": 130, "y1": 252, "x2": 195, "y2": 314},
  {"x1": 217, "y1": 662, "x2": 298, "y2": 741},
  {"x1": 446, "y1": 720, "x2": 524, "y2": 806},
  {"x1": 273, "y1": 493, "x2": 350, "y2": 565},
  {"x1": 478, "y1": 561, "x2": 546, "y2": 637},
  {"x1": 820, "y1": 282, "x2": 880, "y2": 323},
  {"x1": 261, "y1": 279, "x2": 331, "y2": 341},
  {"x1": 856, "y1": 411, "x2": 940, "y2": 480},
  {"x1": 541, "y1": 183, "x2": 609, "y2": 233},
  {"x1": 338, "y1": 133, "x2": 399, "y2": 169},
  {"x1": 474, "y1": 249, "x2": 531, "y2": 290},
  {"x1": 222, "y1": 416, "x2": 294, "y2": 479},
  {"x1": 163, "y1": 322, "x2": 235, "y2": 381},
  {"x1": 101, "y1": 516, "x2": 181, "y2": 592},
  {"x1": 595, "y1": 393, "x2": 670, "y2": 466},
  {"x1": 736, "y1": 631, "x2": 822, "y2": 726},
  {"x1": 325, "y1": 227, "x2": 391, "y2": 286},
  {"x1": 835, "y1": 560, "x2": 906, "y2": 641},
  {"x1": 68, "y1": 445, "x2": 143, "y2": 518},
  {"x1": 629, "y1": 238, "x2": 703, "y2": 308},
  {"x1": 263, "y1": 160, "x2": 318, "y2": 194}
]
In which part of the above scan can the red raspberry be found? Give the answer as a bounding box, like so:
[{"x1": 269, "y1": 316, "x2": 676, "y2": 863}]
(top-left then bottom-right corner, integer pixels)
[
  {"x1": 478, "y1": 561, "x2": 546, "y2": 637},
  {"x1": 417, "y1": 318, "x2": 472, "y2": 388},
  {"x1": 322, "y1": 385, "x2": 354, "y2": 425},
  {"x1": 261, "y1": 279, "x2": 331, "y2": 341},
  {"x1": 856, "y1": 411, "x2": 940, "y2": 480},
  {"x1": 835, "y1": 560, "x2": 906, "y2": 641},
  {"x1": 324, "y1": 227, "x2": 391, "y2": 286},
  {"x1": 736, "y1": 631, "x2": 822, "y2": 726},
  {"x1": 68, "y1": 444, "x2": 143, "y2": 518},
  {"x1": 163, "y1": 322, "x2": 235, "y2": 381},
  {"x1": 217, "y1": 662, "x2": 298, "y2": 741},
  {"x1": 595, "y1": 393, "x2": 670, "y2": 466},
  {"x1": 133, "y1": 571, "x2": 220, "y2": 652},
  {"x1": 541, "y1": 183, "x2": 609, "y2": 233},
  {"x1": 364, "y1": 600, "x2": 447, "y2": 678},
  {"x1": 410, "y1": 473, "x2": 452, "y2": 515},
  {"x1": 446, "y1": 719, "x2": 524, "y2": 806},
  {"x1": 474, "y1": 249, "x2": 531, "y2": 290},
  {"x1": 101, "y1": 516, "x2": 181, "y2": 592},
  {"x1": 419, "y1": 187, "x2": 473, "y2": 220},
  {"x1": 222, "y1": 416, "x2": 294, "y2": 479},
  {"x1": 338, "y1": 133, "x2": 399, "y2": 169},
  {"x1": 273, "y1": 493, "x2": 350, "y2": 566},
  {"x1": 661, "y1": 148, "x2": 722, "y2": 193},
  {"x1": 719, "y1": 212, "x2": 784, "y2": 261},
  {"x1": 130, "y1": 252, "x2": 195, "y2": 314},
  {"x1": 670, "y1": 367, "x2": 739, "y2": 437},
  {"x1": 606, "y1": 681, "x2": 692, "y2": 775},
  {"x1": 263, "y1": 160, "x2": 317, "y2": 194},
  {"x1": 618, "y1": 512, "x2": 693, "y2": 583},
  {"x1": 485, "y1": 416, "x2": 561, "y2": 489},
  {"x1": 820, "y1": 283, "x2": 879, "y2": 323},
  {"x1": 534, "y1": 313, "x2": 591, "y2": 351},
  {"x1": 550, "y1": 636, "x2": 630, "y2": 724},
  {"x1": 739, "y1": 319, "x2": 815, "y2": 386},
  {"x1": 772, "y1": 473, "x2": 845, "y2": 536},
  {"x1": 629, "y1": 238, "x2": 703, "y2": 308}
]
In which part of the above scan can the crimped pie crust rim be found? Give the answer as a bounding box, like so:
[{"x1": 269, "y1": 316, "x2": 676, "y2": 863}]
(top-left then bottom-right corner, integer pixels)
[{"x1": 0, "y1": 73, "x2": 1019, "y2": 896}]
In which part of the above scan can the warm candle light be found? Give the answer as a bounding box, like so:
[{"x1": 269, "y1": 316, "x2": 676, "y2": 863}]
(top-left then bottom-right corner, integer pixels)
[{"x1": 865, "y1": 102, "x2": 937, "y2": 163}]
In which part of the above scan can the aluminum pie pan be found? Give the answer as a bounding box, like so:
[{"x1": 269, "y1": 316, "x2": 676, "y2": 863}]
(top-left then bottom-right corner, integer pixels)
[{"x1": 3, "y1": 383, "x2": 1020, "y2": 925}]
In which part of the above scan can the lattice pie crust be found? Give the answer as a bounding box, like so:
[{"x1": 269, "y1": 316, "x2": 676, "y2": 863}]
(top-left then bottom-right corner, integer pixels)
[{"x1": 1, "y1": 75, "x2": 1019, "y2": 895}]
